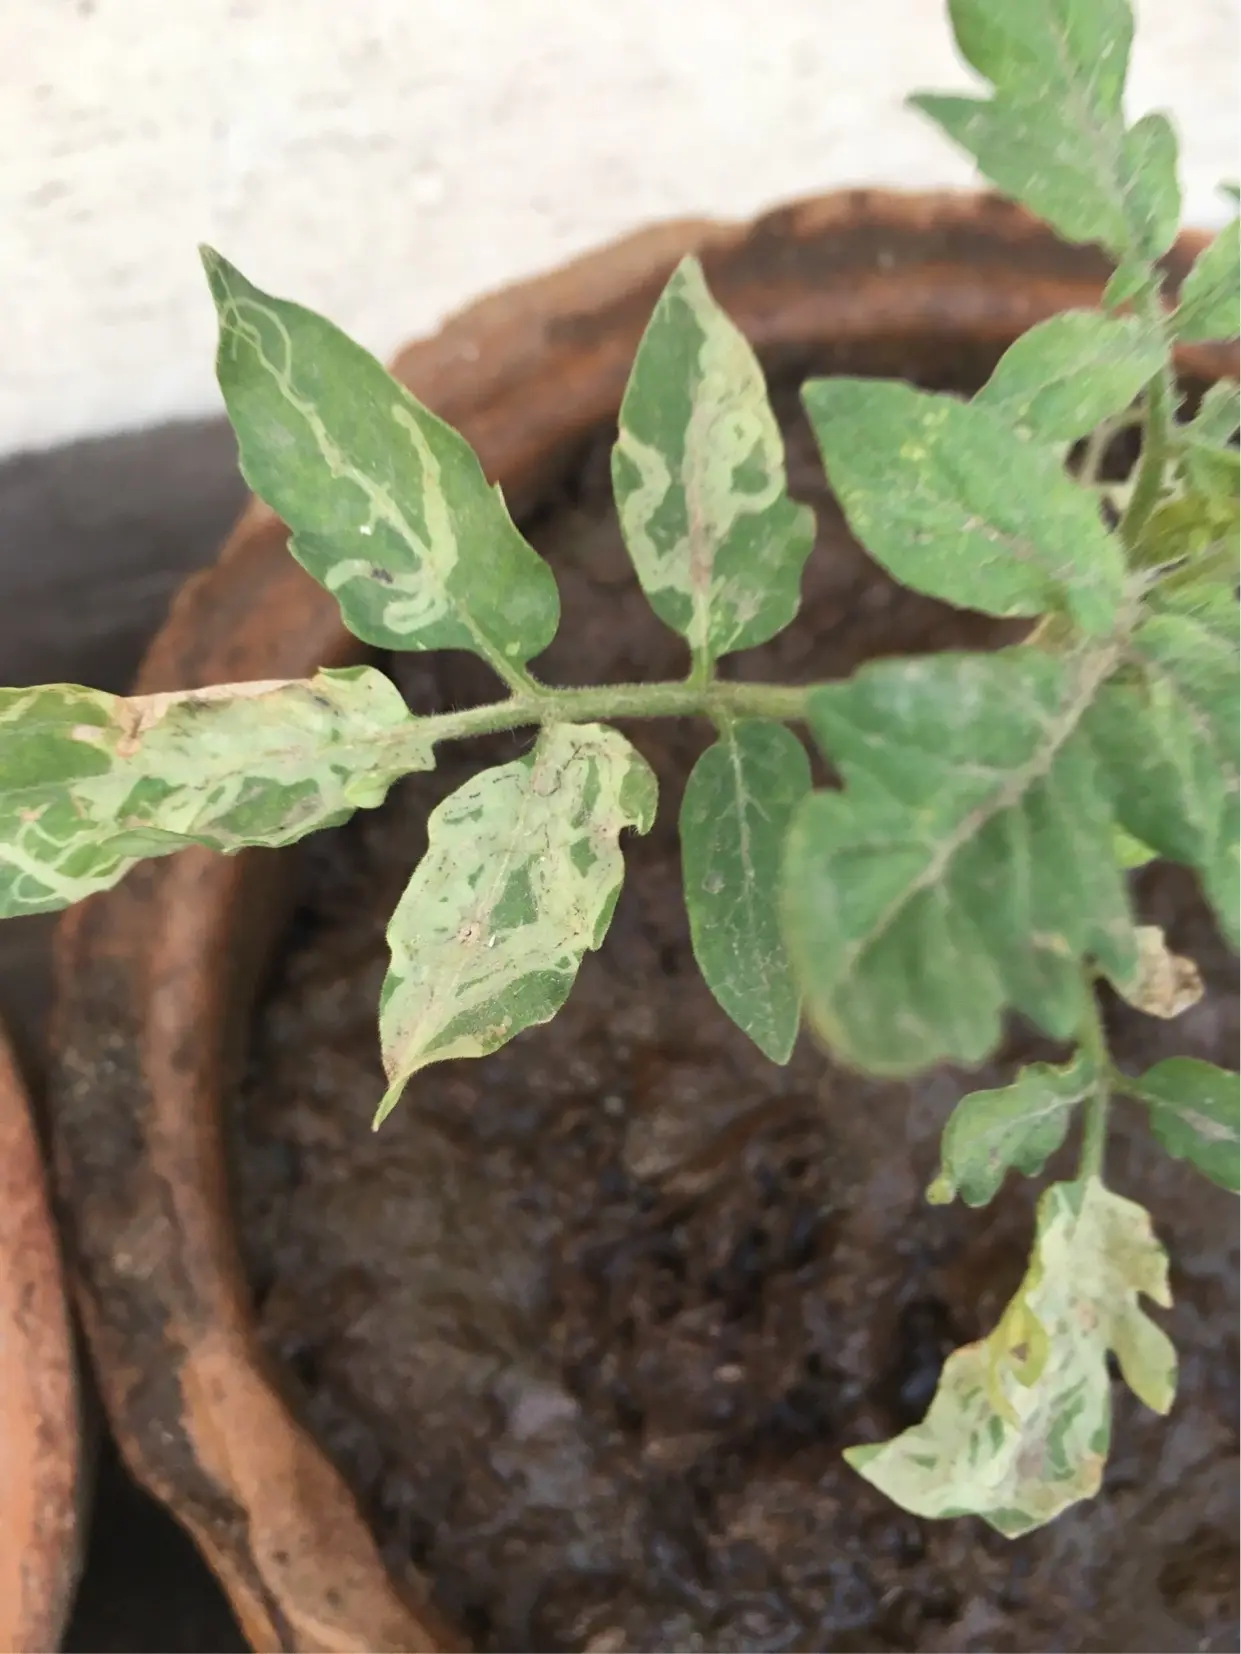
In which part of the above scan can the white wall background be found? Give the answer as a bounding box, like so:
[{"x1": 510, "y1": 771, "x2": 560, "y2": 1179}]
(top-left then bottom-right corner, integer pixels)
[{"x1": 2, "y1": 0, "x2": 1238, "y2": 457}]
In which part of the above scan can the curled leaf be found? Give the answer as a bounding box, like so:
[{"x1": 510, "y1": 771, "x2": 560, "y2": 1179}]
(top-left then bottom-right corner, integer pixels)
[
  {"x1": 1104, "y1": 925, "x2": 1204, "y2": 1020},
  {"x1": 847, "y1": 1178, "x2": 1177, "y2": 1536},
  {"x1": 0, "y1": 668, "x2": 428, "y2": 917},
  {"x1": 929, "y1": 1054, "x2": 1095, "y2": 1208},
  {"x1": 377, "y1": 723, "x2": 657, "y2": 1124}
]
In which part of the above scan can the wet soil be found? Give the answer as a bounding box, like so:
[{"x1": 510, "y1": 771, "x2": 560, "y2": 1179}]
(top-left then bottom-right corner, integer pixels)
[{"x1": 232, "y1": 378, "x2": 1239, "y2": 1653}]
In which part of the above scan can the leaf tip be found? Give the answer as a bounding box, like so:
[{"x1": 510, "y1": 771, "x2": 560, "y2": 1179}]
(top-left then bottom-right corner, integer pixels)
[
  {"x1": 842, "y1": 1441, "x2": 884, "y2": 1473},
  {"x1": 198, "y1": 242, "x2": 226, "y2": 285},
  {"x1": 372, "y1": 1078, "x2": 406, "y2": 1130},
  {"x1": 926, "y1": 1173, "x2": 956, "y2": 1206},
  {"x1": 670, "y1": 251, "x2": 708, "y2": 291}
]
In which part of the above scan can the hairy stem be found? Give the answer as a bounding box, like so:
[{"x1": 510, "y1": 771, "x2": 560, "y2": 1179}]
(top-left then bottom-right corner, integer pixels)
[
  {"x1": 1120, "y1": 295, "x2": 1178, "y2": 549},
  {"x1": 391, "y1": 676, "x2": 813, "y2": 761},
  {"x1": 1076, "y1": 980, "x2": 1113, "y2": 1183}
]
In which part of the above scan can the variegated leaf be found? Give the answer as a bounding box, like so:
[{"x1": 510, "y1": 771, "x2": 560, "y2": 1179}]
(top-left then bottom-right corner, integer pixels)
[
  {"x1": 847, "y1": 1178, "x2": 1177, "y2": 1536},
  {"x1": 612, "y1": 256, "x2": 815, "y2": 668},
  {"x1": 377, "y1": 722, "x2": 657, "y2": 1124},
  {"x1": 201, "y1": 249, "x2": 560, "y2": 681},
  {"x1": 0, "y1": 667, "x2": 430, "y2": 916}
]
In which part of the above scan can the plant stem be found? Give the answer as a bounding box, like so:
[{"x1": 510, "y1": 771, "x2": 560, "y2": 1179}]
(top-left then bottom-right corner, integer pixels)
[
  {"x1": 1119, "y1": 294, "x2": 1178, "y2": 550},
  {"x1": 395, "y1": 675, "x2": 813, "y2": 759},
  {"x1": 687, "y1": 647, "x2": 715, "y2": 693},
  {"x1": 1076, "y1": 977, "x2": 1113, "y2": 1183}
]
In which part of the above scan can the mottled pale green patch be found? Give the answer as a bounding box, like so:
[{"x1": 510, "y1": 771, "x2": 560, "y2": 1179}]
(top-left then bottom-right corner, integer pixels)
[
  {"x1": 0, "y1": 667, "x2": 430, "y2": 916},
  {"x1": 802, "y1": 379, "x2": 1126, "y2": 636},
  {"x1": 201, "y1": 250, "x2": 559, "y2": 679},
  {"x1": 1086, "y1": 605, "x2": 1239, "y2": 947},
  {"x1": 929, "y1": 1053, "x2": 1096, "y2": 1208},
  {"x1": 679, "y1": 719, "x2": 810, "y2": 1062},
  {"x1": 911, "y1": 1, "x2": 1180, "y2": 263},
  {"x1": 847, "y1": 1178, "x2": 1177, "y2": 1536},
  {"x1": 1122, "y1": 1058, "x2": 1240, "y2": 1194},
  {"x1": 974, "y1": 310, "x2": 1165, "y2": 442},
  {"x1": 780, "y1": 650, "x2": 1136, "y2": 1076},
  {"x1": 611, "y1": 257, "x2": 814, "y2": 667},
  {"x1": 377, "y1": 723, "x2": 657, "y2": 1124}
]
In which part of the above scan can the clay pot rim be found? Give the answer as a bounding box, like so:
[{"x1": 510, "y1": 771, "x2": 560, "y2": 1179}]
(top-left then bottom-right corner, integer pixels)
[
  {"x1": 50, "y1": 190, "x2": 1234, "y2": 1654},
  {"x1": 0, "y1": 1022, "x2": 84, "y2": 1654}
]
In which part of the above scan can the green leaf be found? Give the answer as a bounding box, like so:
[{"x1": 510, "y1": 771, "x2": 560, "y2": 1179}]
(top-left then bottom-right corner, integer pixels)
[
  {"x1": 910, "y1": 95, "x2": 1179, "y2": 265},
  {"x1": 1112, "y1": 825, "x2": 1157, "y2": 870},
  {"x1": 1102, "y1": 259, "x2": 1151, "y2": 311},
  {"x1": 679, "y1": 719, "x2": 810, "y2": 1062},
  {"x1": 781, "y1": 650, "x2": 1136, "y2": 1076},
  {"x1": 1086, "y1": 606, "x2": 1239, "y2": 945},
  {"x1": 1221, "y1": 183, "x2": 1241, "y2": 208},
  {"x1": 941, "y1": 0, "x2": 1132, "y2": 103},
  {"x1": 1132, "y1": 489, "x2": 1239, "y2": 574},
  {"x1": 0, "y1": 667, "x2": 429, "y2": 917},
  {"x1": 1176, "y1": 384, "x2": 1240, "y2": 512},
  {"x1": 1184, "y1": 381, "x2": 1240, "y2": 449},
  {"x1": 801, "y1": 379, "x2": 1126, "y2": 635},
  {"x1": 913, "y1": 1, "x2": 1180, "y2": 263},
  {"x1": 1123, "y1": 1057, "x2": 1240, "y2": 1193},
  {"x1": 1173, "y1": 218, "x2": 1240, "y2": 343},
  {"x1": 200, "y1": 249, "x2": 559, "y2": 680},
  {"x1": 1147, "y1": 578, "x2": 1239, "y2": 639},
  {"x1": 611, "y1": 257, "x2": 815, "y2": 667},
  {"x1": 1118, "y1": 112, "x2": 1183, "y2": 265},
  {"x1": 1178, "y1": 443, "x2": 1241, "y2": 513},
  {"x1": 975, "y1": 310, "x2": 1165, "y2": 441},
  {"x1": 928, "y1": 1054, "x2": 1095, "y2": 1208},
  {"x1": 376, "y1": 723, "x2": 657, "y2": 1125},
  {"x1": 847, "y1": 1177, "x2": 1176, "y2": 1536}
]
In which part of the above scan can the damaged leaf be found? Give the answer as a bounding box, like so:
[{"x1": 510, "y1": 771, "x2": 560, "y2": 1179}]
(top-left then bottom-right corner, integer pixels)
[
  {"x1": 847, "y1": 1177, "x2": 1177, "y2": 1535},
  {"x1": 0, "y1": 668, "x2": 429, "y2": 917}
]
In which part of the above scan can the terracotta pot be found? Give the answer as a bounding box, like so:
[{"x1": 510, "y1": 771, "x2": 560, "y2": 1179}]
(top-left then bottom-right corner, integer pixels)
[
  {"x1": 48, "y1": 192, "x2": 1233, "y2": 1653},
  {"x1": 0, "y1": 1021, "x2": 85, "y2": 1652}
]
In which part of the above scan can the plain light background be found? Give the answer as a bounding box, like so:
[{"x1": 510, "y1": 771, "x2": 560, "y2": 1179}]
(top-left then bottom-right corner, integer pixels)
[{"x1": 2, "y1": 0, "x2": 1238, "y2": 457}]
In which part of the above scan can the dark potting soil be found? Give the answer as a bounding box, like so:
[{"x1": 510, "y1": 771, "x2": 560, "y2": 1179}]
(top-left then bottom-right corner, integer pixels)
[{"x1": 232, "y1": 380, "x2": 1239, "y2": 1654}]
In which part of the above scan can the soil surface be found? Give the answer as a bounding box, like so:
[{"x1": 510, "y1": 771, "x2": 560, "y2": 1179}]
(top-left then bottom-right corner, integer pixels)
[{"x1": 233, "y1": 378, "x2": 1239, "y2": 1654}]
